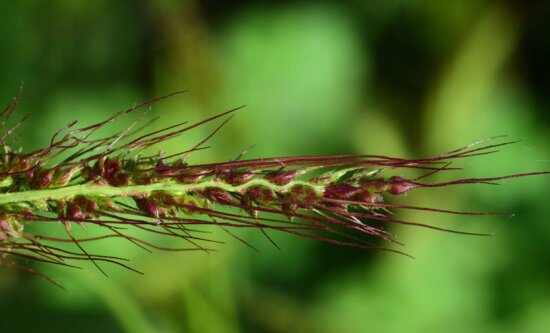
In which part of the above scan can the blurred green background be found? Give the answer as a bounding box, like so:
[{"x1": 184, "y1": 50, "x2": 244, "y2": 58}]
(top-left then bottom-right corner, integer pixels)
[{"x1": 1, "y1": 1, "x2": 549, "y2": 332}]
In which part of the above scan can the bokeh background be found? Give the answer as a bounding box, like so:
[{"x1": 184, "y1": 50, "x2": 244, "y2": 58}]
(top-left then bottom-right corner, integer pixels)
[{"x1": 1, "y1": 1, "x2": 549, "y2": 332}]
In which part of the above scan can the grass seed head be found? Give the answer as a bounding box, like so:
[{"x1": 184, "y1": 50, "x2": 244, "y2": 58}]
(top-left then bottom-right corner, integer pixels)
[{"x1": 0, "y1": 89, "x2": 548, "y2": 286}]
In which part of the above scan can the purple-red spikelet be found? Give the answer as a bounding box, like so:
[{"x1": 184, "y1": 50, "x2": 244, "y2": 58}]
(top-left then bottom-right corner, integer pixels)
[{"x1": 0, "y1": 88, "x2": 548, "y2": 286}]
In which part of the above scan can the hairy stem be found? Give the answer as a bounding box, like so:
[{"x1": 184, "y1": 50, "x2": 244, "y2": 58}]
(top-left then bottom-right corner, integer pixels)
[{"x1": 0, "y1": 179, "x2": 326, "y2": 205}]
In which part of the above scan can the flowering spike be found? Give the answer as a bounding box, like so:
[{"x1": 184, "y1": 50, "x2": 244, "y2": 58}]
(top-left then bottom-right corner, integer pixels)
[{"x1": 0, "y1": 90, "x2": 548, "y2": 286}]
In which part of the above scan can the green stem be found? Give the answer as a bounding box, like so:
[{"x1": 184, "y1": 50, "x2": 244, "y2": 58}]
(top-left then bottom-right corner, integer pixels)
[{"x1": 0, "y1": 179, "x2": 325, "y2": 204}]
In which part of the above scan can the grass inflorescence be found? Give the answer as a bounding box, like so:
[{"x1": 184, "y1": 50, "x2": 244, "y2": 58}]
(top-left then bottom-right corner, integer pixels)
[{"x1": 0, "y1": 88, "x2": 548, "y2": 286}]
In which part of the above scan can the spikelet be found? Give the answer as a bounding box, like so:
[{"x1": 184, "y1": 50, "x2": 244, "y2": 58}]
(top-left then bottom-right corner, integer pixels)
[{"x1": 0, "y1": 88, "x2": 547, "y2": 286}]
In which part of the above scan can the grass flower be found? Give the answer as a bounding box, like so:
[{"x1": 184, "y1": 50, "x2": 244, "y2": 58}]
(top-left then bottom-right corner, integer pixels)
[{"x1": 0, "y1": 88, "x2": 547, "y2": 287}]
